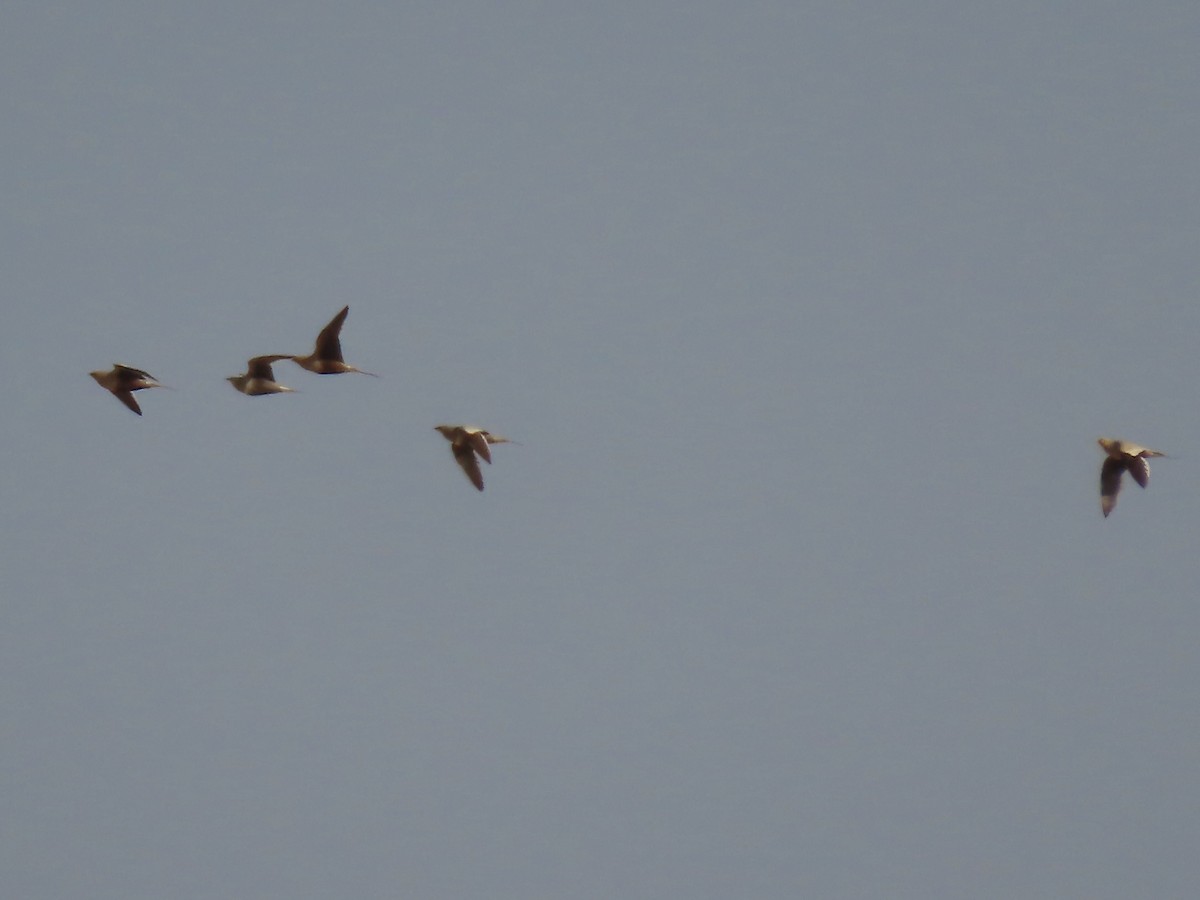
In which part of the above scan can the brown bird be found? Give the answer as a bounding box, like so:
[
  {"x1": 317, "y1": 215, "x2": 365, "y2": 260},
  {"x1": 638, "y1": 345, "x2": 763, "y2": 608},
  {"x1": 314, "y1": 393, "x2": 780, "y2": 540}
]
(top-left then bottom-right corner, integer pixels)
[
  {"x1": 90, "y1": 364, "x2": 164, "y2": 416},
  {"x1": 1097, "y1": 438, "x2": 1166, "y2": 518},
  {"x1": 227, "y1": 355, "x2": 296, "y2": 395},
  {"x1": 434, "y1": 425, "x2": 512, "y2": 491},
  {"x1": 289, "y1": 305, "x2": 377, "y2": 376}
]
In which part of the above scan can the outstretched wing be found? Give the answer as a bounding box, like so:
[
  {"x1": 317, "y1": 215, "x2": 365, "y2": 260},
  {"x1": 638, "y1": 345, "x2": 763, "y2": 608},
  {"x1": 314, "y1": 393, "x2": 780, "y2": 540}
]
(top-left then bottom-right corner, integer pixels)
[
  {"x1": 115, "y1": 390, "x2": 143, "y2": 415},
  {"x1": 1100, "y1": 457, "x2": 1125, "y2": 517},
  {"x1": 313, "y1": 306, "x2": 349, "y2": 362},
  {"x1": 452, "y1": 442, "x2": 484, "y2": 491},
  {"x1": 247, "y1": 354, "x2": 290, "y2": 379},
  {"x1": 466, "y1": 430, "x2": 492, "y2": 464},
  {"x1": 1125, "y1": 456, "x2": 1150, "y2": 489},
  {"x1": 113, "y1": 363, "x2": 155, "y2": 383}
]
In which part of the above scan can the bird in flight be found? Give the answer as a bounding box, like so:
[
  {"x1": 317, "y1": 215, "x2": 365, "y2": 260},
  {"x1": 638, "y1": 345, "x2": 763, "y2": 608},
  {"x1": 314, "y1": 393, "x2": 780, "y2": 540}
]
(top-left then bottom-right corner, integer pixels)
[
  {"x1": 1097, "y1": 438, "x2": 1166, "y2": 518},
  {"x1": 90, "y1": 364, "x2": 165, "y2": 415},
  {"x1": 434, "y1": 425, "x2": 512, "y2": 491},
  {"x1": 289, "y1": 306, "x2": 377, "y2": 376},
  {"x1": 227, "y1": 355, "x2": 296, "y2": 395}
]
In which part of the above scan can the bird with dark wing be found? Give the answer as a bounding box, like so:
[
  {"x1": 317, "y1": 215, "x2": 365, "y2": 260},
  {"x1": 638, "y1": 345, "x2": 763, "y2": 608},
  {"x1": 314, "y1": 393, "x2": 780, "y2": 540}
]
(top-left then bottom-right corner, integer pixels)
[
  {"x1": 1097, "y1": 438, "x2": 1166, "y2": 518},
  {"x1": 290, "y1": 306, "x2": 377, "y2": 376},
  {"x1": 90, "y1": 364, "x2": 165, "y2": 415},
  {"x1": 227, "y1": 355, "x2": 296, "y2": 395},
  {"x1": 434, "y1": 425, "x2": 512, "y2": 491}
]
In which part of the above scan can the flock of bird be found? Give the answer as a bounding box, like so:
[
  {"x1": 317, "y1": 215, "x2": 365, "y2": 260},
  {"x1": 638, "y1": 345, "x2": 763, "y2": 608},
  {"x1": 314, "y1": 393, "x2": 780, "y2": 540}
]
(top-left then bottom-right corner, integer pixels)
[
  {"x1": 89, "y1": 306, "x2": 1170, "y2": 510},
  {"x1": 89, "y1": 306, "x2": 512, "y2": 492}
]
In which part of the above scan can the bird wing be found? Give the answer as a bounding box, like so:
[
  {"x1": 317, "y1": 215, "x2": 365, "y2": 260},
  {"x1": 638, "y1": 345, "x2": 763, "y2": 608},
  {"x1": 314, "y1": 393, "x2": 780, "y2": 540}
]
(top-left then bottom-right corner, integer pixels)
[
  {"x1": 452, "y1": 442, "x2": 485, "y2": 490},
  {"x1": 115, "y1": 390, "x2": 143, "y2": 415},
  {"x1": 313, "y1": 306, "x2": 349, "y2": 362},
  {"x1": 466, "y1": 430, "x2": 493, "y2": 464},
  {"x1": 1122, "y1": 442, "x2": 1164, "y2": 459},
  {"x1": 1126, "y1": 456, "x2": 1150, "y2": 489},
  {"x1": 1100, "y1": 457, "x2": 1125, "y2": 517},
  {"x1": 247, "y1": 355, "x2": 290, "y2": 379},
  {"x1": 113, "y1": 364, "x2": 155, "y2": 385}
]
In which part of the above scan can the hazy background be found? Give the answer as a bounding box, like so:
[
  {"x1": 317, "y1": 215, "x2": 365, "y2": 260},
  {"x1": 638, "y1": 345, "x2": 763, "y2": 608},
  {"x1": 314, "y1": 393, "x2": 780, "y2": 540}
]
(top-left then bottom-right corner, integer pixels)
[{"x1": 3, "y1": 2, "x2": 1199, "y2": 897}]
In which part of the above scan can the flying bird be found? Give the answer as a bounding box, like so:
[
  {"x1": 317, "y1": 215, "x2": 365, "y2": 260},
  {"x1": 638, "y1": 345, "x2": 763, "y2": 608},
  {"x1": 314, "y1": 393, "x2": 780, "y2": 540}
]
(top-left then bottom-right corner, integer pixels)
[
  {"x1": 435, "y1": 425, "x2": 512, "y2": 491},
  {"x1": 289, "y1": 305, "x2": 377, "y2": 376},
  {"x1": 227, "y1": 355, "x2": 296, "y2": 395},
  {"x1": 1097, "y1": 438, "x2": 1166, "y2": 518},
  {"x1": 90, "y1": 364, "x2": 164, "y2": 415}
]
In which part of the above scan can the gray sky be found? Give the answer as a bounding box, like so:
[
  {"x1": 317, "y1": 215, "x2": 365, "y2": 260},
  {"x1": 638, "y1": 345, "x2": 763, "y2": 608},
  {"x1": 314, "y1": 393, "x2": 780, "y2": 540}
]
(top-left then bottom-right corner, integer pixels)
[{"x1": 3, "y1": 2, "x2": 1199, "y2": 897}]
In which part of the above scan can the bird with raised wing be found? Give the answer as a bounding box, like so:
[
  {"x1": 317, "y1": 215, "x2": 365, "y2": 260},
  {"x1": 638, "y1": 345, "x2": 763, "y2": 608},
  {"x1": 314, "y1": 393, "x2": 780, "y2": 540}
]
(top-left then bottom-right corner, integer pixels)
[
  {"x1": 227, "y1": 355, "x2": 296, "y2": 396},
  {"x1": 290, "y1": 305, "x2": 377, "y2": 376},
  {"x1": 1097, "y1": 438, "x2": 1167, "y2": 518},
  {"x1": 90, "y1": 364, "x2": 165, "y2": 416},
  {"x1": 434, "y1": 425, "x2": 512, "y2": 491}
]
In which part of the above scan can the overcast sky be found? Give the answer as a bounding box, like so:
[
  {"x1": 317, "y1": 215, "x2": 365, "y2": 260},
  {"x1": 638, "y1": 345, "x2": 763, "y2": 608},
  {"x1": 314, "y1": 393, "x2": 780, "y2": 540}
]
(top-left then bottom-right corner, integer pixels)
[{"x1": 3, "y1": 2, "x2": 1199, "y2": 898}]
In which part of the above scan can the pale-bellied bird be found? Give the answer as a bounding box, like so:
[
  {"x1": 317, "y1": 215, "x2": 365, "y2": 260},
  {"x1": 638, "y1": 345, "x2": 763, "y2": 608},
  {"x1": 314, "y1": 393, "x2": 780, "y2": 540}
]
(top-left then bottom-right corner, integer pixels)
[
  {"x1": 289, "y1": 305, "x2": 377, "y2": 376},
  {"x1": 1097, "y1": 438, "x2": 1166, "y2": 518},
  {"x1": 227, "y1": 355, "x2": 296, "y2": 395},
  {"x1": 434, "y1": 425, "x2": 512, "y2": 491},
  {"x1": 90, "y1": 364, "x2": 164, "y2": 416}
]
